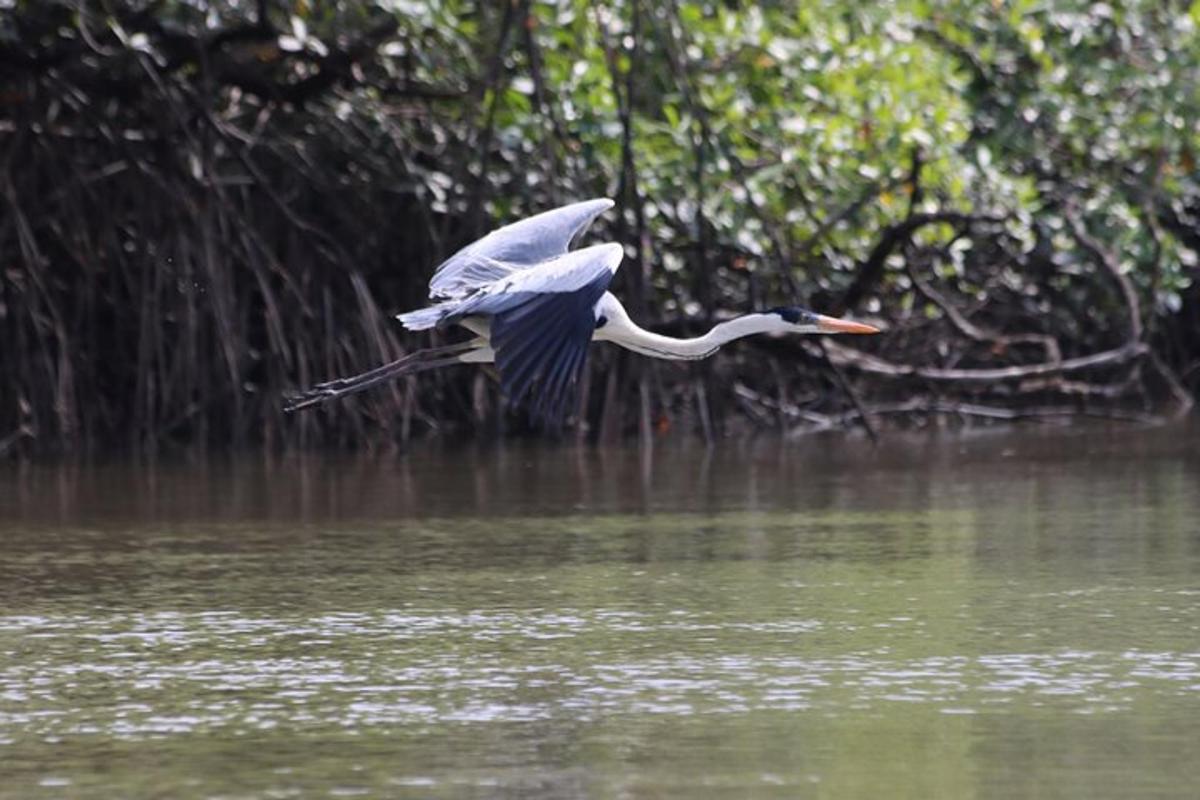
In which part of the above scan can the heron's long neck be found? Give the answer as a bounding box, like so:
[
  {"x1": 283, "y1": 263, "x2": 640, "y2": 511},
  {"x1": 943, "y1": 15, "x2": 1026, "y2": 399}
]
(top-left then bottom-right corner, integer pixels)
[{"x1": 606, "y1": 313, "x2": 782, "y2": 361}]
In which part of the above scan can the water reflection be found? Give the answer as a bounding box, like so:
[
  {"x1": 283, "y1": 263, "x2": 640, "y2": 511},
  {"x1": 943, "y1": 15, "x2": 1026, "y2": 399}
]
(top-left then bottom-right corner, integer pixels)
[
  {"x1": 1, "y1": 421, "x2": 1194, "y2": 525},
  {"x1": 0, "y1": 422, "x2": 1198, "y2": 798}
]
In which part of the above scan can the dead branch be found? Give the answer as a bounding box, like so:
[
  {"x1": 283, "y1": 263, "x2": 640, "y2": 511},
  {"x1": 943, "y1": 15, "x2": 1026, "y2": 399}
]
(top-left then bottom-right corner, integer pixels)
[
  {"x1": 818, "y1": 339, "x2": 878, "y2": 443},
  {"x1": 819, "y1": 340, "x2": 1148, "y2": 384},
  {"x1": 905, "y1": 255, "x2": 1063, "y2": 364},
  {"x1": 1064, "y1": 205, "x2": 1143, "y2": 342},
  {"x1": 834, "y1": 211, "x2": 1006, "y2": 314},
  {"x1": 791, "y1": 400, "x2": 1163, "y2": 431}
]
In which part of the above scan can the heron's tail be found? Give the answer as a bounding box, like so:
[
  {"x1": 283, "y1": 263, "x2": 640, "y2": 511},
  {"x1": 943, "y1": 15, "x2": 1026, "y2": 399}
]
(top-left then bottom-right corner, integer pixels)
[{"x1": 396, "y1": 302, "x2": 455, "y2": 331}]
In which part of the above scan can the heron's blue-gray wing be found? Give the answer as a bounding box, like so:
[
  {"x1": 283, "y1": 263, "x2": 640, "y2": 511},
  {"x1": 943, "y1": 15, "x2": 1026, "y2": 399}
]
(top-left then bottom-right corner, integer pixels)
[
  {"x1": 428, "y1": 198, "x2": 614, "y2": 300},
  {"x1": 442, "y1": 243, "x2": 623, "y2": 423}
]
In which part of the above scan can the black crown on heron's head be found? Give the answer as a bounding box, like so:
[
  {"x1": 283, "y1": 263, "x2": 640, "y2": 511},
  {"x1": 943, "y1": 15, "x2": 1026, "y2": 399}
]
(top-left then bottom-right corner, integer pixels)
[{"x1": 766, "y1": 306, "x2": 819, "y2": 326}]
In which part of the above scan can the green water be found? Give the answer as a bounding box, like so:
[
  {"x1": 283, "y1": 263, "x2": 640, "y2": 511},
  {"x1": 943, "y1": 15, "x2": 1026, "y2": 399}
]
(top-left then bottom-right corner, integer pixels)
[{"x1": 1, "y1": 426, "x2": 1199, "y2": 798}]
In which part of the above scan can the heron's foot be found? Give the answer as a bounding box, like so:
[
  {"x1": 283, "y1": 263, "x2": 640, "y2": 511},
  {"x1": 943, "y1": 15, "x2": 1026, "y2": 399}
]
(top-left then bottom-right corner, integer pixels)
[
  {"x1": 283, "y1": 387, "x2": 341, "y2": 413},
  {"x1": 283, "y1": 341, "x2": 480, "y2": 414},
  {"x1": 310, "y1": 376, "x2": 359, "y2": 393}
]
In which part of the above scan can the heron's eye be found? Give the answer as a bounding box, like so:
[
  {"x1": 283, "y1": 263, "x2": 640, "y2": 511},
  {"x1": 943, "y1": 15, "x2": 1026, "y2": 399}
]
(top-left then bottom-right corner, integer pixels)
[
  {"x1": 595, "y1": 315, "x2": 608, "y2": 330},
  {"x1": 771, "y1": 307, "x2": 802, "y2": 324}
]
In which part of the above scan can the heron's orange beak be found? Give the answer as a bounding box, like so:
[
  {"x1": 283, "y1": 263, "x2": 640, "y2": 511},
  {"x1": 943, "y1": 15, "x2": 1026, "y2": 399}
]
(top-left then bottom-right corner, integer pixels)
[{"x1": 815, "y1": 315, "x2": 880, "y2": 334}]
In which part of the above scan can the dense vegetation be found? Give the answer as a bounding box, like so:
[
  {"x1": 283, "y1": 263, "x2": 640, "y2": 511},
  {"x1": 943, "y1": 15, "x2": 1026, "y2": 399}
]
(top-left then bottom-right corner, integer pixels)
[{"x1": 2, "y1": 0, "x2": 1198, "y2": 455}]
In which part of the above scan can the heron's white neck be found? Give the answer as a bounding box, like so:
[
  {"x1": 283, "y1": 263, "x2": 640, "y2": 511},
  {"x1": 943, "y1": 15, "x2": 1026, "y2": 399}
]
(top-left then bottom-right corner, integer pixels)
[{"x1": 594, "y1": 295, "x2": 801, "y2": 361}]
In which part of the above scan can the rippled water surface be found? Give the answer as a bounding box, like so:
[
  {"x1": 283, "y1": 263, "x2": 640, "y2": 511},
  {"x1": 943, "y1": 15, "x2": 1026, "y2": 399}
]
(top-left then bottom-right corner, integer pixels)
[{"x1": 2, "y1": 425, "x2": 1200, "y2": 798}]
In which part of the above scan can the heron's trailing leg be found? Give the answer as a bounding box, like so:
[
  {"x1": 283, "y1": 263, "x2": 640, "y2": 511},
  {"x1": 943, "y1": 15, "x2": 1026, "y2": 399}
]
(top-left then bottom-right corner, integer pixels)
[{"x1": 284, "y1": 340, "x2": 482, "y2": 412}]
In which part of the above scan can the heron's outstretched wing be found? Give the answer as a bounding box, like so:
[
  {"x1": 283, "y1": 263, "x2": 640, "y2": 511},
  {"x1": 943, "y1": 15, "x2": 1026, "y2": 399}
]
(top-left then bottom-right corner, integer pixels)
[
  {"x1": 428, "y1": 198, "x2": 614, "y2": 300},
  {"x1": 445, "y1": 243, "x2": 623, "y2": 423}
]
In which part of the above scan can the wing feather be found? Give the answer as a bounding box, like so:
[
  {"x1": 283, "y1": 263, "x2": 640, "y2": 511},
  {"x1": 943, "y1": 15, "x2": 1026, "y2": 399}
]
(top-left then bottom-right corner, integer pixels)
[
  {"x1": 428, "y1": 198, "x2": 614, "y2": 300},
  {"x1": 459, "y1": 244, "x2": 621, "y2": 424},
  {"x1": 492, "y1": 277, "x2": 608, "y2": 423},
  {"x1": 496, "y1": 299, "x2": 577, "y2": 404},
  {"x1": 439, "y1": 243, "x2": 623, "y2": 323},
  {"x1": 399, "y1": 241, "x2": 622, "y2": 425},
  {"x1": 537, "y1": 335, "x2": 587, "y2": 423}
]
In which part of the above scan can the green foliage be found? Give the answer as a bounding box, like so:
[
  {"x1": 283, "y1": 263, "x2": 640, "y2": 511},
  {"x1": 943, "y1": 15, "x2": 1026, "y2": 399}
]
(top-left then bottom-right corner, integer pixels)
[
  {"x1": 355, "y1": 0, "x2": 1198, "y2": 329},
  {"x1": 517, "y1": 1, "x2": 1197, "y2": 314}
]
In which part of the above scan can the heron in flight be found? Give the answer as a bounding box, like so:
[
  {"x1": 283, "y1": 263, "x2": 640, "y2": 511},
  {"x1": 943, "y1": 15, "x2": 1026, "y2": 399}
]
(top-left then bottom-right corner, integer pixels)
[{"x1": 285, "y1": 198, "x2": 879, "y2": 422}]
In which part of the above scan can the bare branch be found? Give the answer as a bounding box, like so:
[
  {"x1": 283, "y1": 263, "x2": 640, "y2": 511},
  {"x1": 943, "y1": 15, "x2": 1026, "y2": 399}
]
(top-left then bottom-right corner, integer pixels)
[{"x1": 820, "y1": 340, "x2": 1148, "y2": 383}]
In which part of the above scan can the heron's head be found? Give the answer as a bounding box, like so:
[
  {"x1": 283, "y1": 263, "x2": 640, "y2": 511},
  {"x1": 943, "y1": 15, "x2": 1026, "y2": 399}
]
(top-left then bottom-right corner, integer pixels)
[{"x1": 768, "y1": 307, "x2": 880, "y2": 335}]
